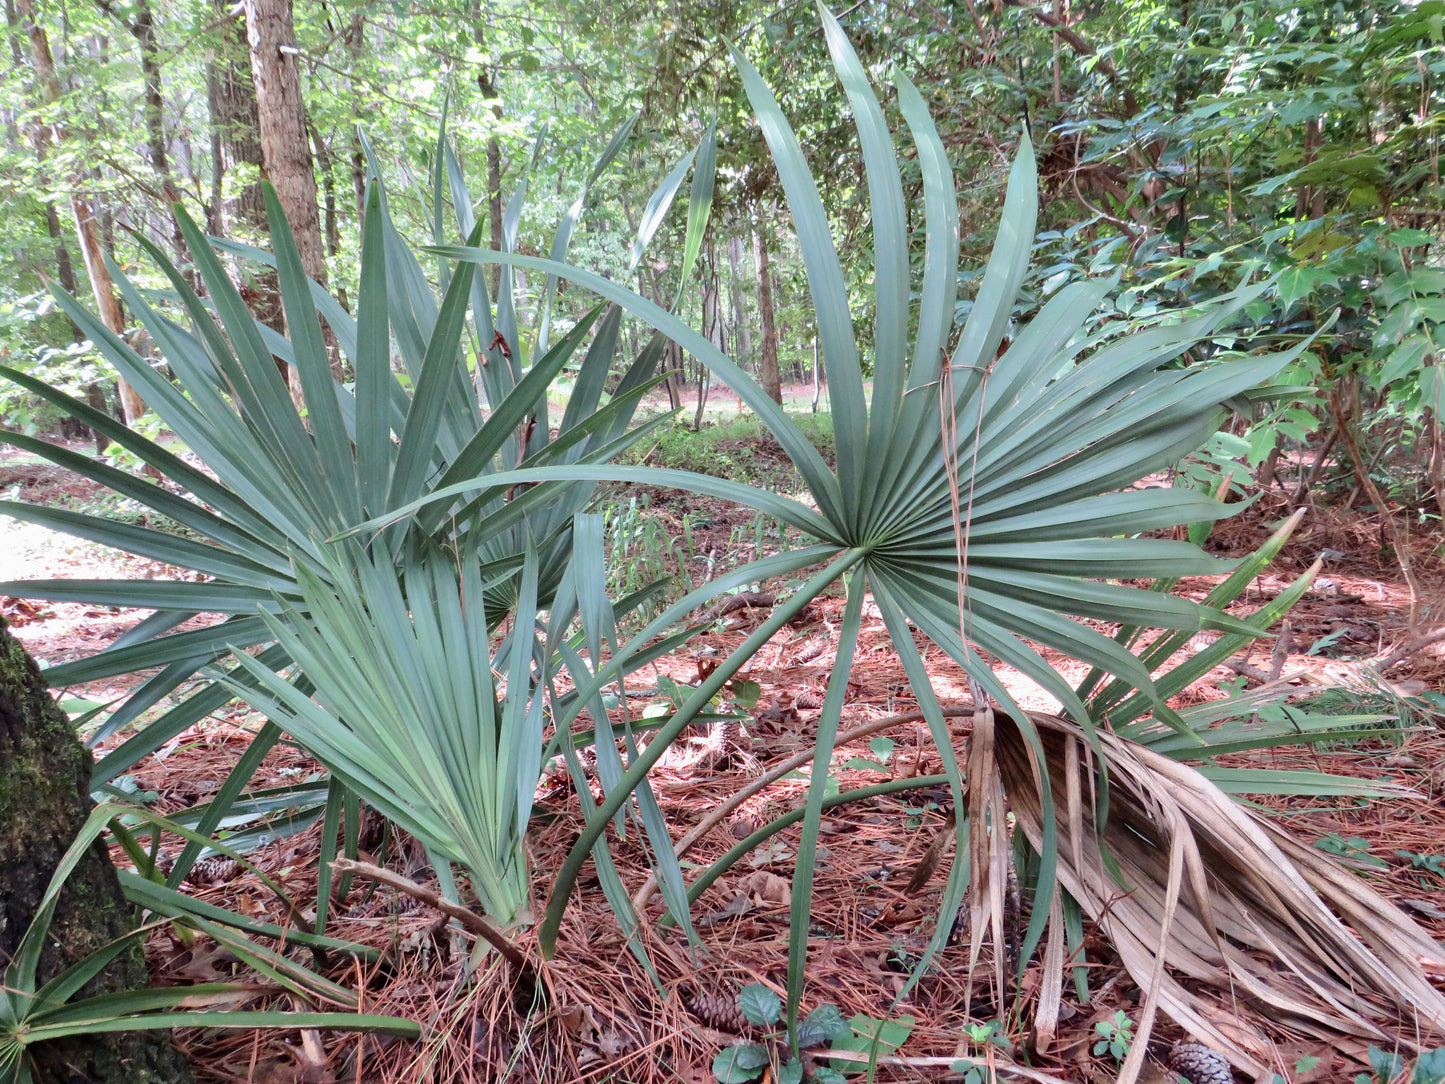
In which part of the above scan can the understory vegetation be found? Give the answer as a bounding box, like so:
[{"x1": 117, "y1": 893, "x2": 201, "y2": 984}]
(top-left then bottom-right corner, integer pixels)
[{"x1": 2, "y1": 2, "x2": 1445, "y2": 1083}]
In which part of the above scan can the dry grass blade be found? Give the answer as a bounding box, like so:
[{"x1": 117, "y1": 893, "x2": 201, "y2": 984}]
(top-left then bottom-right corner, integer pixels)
[{"x1": 992, "y1": 709, "x2": 1445, "y2": 1077}]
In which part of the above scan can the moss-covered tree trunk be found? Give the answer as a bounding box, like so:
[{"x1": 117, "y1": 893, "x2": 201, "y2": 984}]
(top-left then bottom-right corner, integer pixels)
[{"x1": 0, "y1": 616, "x2": 193, "y2": 1083}]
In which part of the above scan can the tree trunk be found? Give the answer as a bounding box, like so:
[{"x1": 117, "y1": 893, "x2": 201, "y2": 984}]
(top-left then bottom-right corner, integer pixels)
[
  {"x1": 728, "y1": 228, "x2": 751, "y2": 365},
  {"x1": 131, "y1": 0, "x2": 188, "y2": 275},
  {"x1": 244, "y1": 0, "x2": 325, "y2": 283},
  {"x1": 207, "y1": 0, "x2": 267, "y2": 231},
  {"x1": 753, "y1": 223, "x2": 782, "y2": 405},
  {"x1": 1297, "y1": 115, "x2": 1323, "y2": 222},
  {"x1": 205, "y1": 1, "x2": 282, "y2": 331},
  {"x1": 0, "y1": 617, "x2": 194, "y2": 1083},
  {"x1": 472, "y1": 10, "x2": 505, "y2": 294},
  {"x1": 344, "y1": 13, "x2": 365, "y2": 215},
  {"x1": 71, "y1": 197, "x2": 146, "y2": 424},
  {"x1": 15, "y1": 0, "x2": 145, "y2": 424},
  {"x1": 243, "y1": 0, "x2": 336, "y2": 380}
]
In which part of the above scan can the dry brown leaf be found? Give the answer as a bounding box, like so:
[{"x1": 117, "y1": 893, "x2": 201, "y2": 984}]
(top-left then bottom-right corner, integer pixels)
[{"x1": 740, "y1": 870, "x2": 791, "y2": 908}]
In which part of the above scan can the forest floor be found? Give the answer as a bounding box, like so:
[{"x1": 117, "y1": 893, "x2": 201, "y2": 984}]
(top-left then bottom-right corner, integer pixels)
[{"x1": 3, "y1": 435, "x2": 1445, "y2": 1084}]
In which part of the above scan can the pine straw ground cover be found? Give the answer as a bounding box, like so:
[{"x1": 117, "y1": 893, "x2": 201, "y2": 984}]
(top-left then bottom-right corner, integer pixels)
[
  {"x1": 85, "y1": 579, "x2": 1442, "y2": 1084},
  {"x1": 7, "y1": 447, "x2": 1445, "y2": 1082}
]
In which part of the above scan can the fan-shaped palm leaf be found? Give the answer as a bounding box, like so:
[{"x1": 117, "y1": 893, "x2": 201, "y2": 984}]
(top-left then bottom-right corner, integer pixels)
[
  {"x1": 0, "y1": 119, "x2": 717, "y2": 920},
  {"x1": 406, "y1": 4, "x2": 1445, "y2": 1061}
]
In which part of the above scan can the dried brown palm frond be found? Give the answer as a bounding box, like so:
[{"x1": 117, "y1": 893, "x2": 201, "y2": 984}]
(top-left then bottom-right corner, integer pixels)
[{"x1": 985, "y1": 707, "x2": 1445, "y2": 1082}]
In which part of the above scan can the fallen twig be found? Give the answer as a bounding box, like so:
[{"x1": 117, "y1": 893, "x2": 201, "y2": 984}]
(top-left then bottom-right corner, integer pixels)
[
  {"x1": 330, "y1": 858, "x2": 533, "y2": 982},
  {"x1": 817, "y1": 1048, "x2": 1070, "y2": 1083},
  {"x1": 1373, "y1": 626, "x2": 1445, "y2": 672}
]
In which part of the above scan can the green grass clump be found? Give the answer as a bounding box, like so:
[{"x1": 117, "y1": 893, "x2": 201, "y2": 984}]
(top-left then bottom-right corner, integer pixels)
[{"x1": 618, "y1": 412, "x2": 834, "y2": 491}]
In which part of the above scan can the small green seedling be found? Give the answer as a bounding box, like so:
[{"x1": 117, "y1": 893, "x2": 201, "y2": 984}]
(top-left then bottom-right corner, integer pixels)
[
  {"x1": 950, "y1": 1020, "x2": 1013, "y2": 1083},
  {"x1": 841, "y1": 737, "x2": 895, "y2": 772},
  {"x1": 1397, "y1": 850, "x2": 1445, "y2": 881},
  {"x1": 1092, "y1": 1010, "x2": 1134, "y2": 1063},
  {"x1": 711, "y1": 984, "x2": 851, "y2": 1084},
  {"x1": 1314, "y1": 833, "x2": 1389, "y2": 868}
]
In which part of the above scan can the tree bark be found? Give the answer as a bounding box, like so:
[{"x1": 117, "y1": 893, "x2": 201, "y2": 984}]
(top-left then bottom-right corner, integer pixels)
[
  {"x1": 753, "y1": 223, "x2": 782, "y2": 405},
  {"x1": 205, "y1": 0, "x2": 283, "y2": 332},
  {"x1": 15, "y1": 0, "x2": 145, "y2": 424},
  {"x1": 243, "y1": 0, "x2": 337, "y2": 380},
  {"x1": 472, "y1": 10, "x2": 505, "y2": 294},
  {"x1": 207, "y1": 0, "x2": 268, "y2": 232},
  {"x1": 244, "y1": 0, "x2": 326, "y2": 284},
  {"x1": 0, "y1": 617, "x2": 194, "y2": 1083},
  {"x1": 728, "y1": 228, "x2": 751, "y2": 365},
  {"x1": 129, "y1": 0, "x2": 188, "y2": 275},
  {"x1": 344, "y1": 12, "x2": 365, "y2": 216}
]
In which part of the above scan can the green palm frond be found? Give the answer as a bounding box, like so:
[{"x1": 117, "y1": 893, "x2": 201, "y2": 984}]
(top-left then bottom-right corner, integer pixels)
[
  {"x1": 417, "y1": 5, "x2": 1445, "y2": 1063},
  {"x1": 0, "y1": 119, "x2": 712, "y2": 885}
]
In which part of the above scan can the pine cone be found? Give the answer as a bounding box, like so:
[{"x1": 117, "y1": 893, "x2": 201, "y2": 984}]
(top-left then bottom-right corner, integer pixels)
[
  {"x1": 685, "y1": 988, "x2": 750, "y2": 1033},
  {"x1": 184, "y1": 856, "x2": 242, "y2": 885},
  {"x1": 1166, "y1": 1041, "x2": 1232, "y2": 1084},
  {"x1": 793, "y1": 639, "x2": 827, "y2": 665},
  {"x1": 715, "y1": 717, "x2": 744, "y2": 750},
  {"x1": 794, "y1": 688, "x2": 824, "y2": 710}
]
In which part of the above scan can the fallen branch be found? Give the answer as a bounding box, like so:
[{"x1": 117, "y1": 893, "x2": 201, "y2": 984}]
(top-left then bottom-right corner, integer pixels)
[
  {"x1": 1373, "y1": 626, "x2": 1445, "y2": 672},
  {"x1": 330, "y1": 858, "x2": 533, "y2": 983},
  {"x1": 818, "y1": 1048, "x2": 1069, "y2": 1083}
]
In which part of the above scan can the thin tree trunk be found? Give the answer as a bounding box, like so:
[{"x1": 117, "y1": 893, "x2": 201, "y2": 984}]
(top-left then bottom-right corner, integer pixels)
[
  {"x1": 753, "y1": 222, "x2": 782, "y2": 405},
  {"x1": 312, "y1": 123, "x2": 339, "y2": 256},
  {"x1": 0, "y1": 617, "x2": 194, "y2": 1083},
  {"x1": 244, "y1": 0, "x2": 336, "y2": 381},
  {"x1": 41, "y1": 203, "x2": 78, "y2": 299},
  {"x1": 8, "y1": 2, "x2": 106, "y2": 449},
  {"x1": 205, "y1": 57, "x2": 226, "y2": 235},
  {"x1": 728, "y1": 228, "x2": 751, "y2": 365},
  {"x1": 1297, "y1": 116, "x2": 1322, "y2": 221},
  {"x1": 473, "y1": 10, "x2": 505, "y2": 293},
  {"x1": 344, "y1": 13, "x2": 365, "y2": 215},
  {"x1": 16, "y1": 0, "x2": 145, "y2": 423},
  {"x1": 130, "y1": 0, "x2": 187, "y2": 272}
]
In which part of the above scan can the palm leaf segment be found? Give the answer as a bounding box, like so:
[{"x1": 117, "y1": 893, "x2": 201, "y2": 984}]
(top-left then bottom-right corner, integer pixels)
[{"x1": 439, "y1": 18, "x2": 1304, "y2": 735}]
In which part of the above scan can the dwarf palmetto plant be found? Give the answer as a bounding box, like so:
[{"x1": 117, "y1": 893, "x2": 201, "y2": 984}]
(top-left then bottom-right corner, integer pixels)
[
  {"x1": 219, "y1": 516, "x2": 702, "y2": 936},
  {"x1": 366, "y1": 5, "x2": 1445, "y2": 1067},
  {"x1": 0, "y1": 803, "x2": 417, "y2": 1084},
  {"x1": 0, "y1": 119, "x2": 716, "y2": 914}
]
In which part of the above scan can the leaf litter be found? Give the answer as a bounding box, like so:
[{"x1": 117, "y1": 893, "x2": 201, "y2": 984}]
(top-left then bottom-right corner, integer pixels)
[{"x1": 3, "y1": 445, "x2": 1445, "y2": 1082}]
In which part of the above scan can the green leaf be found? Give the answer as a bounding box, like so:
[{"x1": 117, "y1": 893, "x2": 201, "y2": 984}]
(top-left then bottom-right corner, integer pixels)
[
  {"x1": 798, "y1": 1003, "x2": 850, "y2": 1047},
  {"x1": 738, "y1": 984, "x2": 781, "y2": 1027},
  {"x1": 786, "y1": 579, "x2": 866, "y2": 1042},
  {"x1": 712, "y1": 1045, "x2": 769, "y2": 1083},
  {"x1": 831, "y1": 1013, "x2": 915, "y2": 1058},
  {"x1": 728, "y1": 40, "x2": 866, "y2": 514}
]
